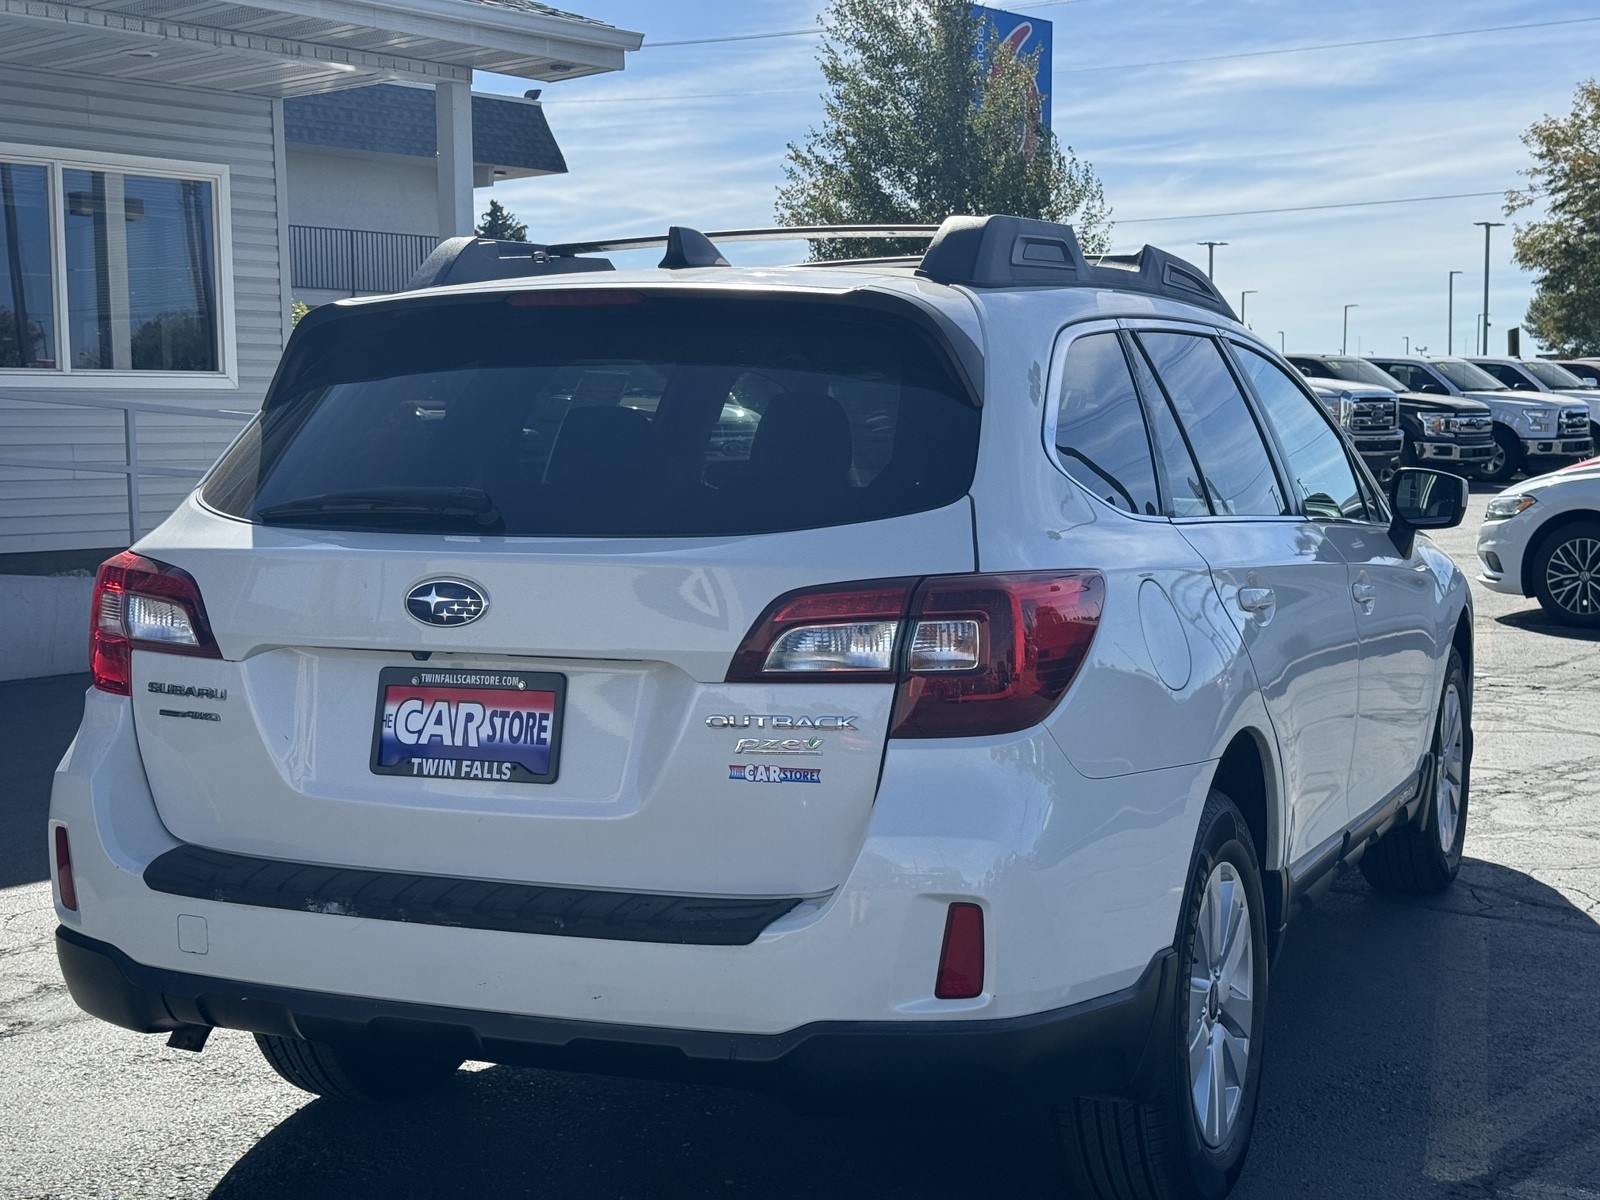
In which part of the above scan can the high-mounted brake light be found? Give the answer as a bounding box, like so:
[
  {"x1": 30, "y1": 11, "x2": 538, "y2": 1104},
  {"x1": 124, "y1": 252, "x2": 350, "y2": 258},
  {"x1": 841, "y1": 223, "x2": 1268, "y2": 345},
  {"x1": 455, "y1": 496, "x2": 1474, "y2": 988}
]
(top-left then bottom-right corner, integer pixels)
[
  {"x1": 506, "y1": 290, "x2": 645, "y2": 308},
  {"x1": 725, "y1": 571, "x2": 1103, "y2": 738},
  {"x1": 90, "y1": 551, "x2": 221, "y2": 695}
]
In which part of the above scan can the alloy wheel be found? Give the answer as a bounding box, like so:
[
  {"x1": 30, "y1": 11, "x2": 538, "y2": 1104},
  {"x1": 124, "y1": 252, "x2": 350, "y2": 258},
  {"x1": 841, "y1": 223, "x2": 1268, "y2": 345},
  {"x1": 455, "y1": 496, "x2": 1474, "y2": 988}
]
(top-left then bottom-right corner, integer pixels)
[
  {"x1": 1187, "y1": 861, "x2": 1254, "y2": 1148},
  {"x1": 1544, "y1": 535, "x2": 1600, "y2": 617},
  {"x1": 1436, "y1": 682, "x2": 1465, "y2": 854}
]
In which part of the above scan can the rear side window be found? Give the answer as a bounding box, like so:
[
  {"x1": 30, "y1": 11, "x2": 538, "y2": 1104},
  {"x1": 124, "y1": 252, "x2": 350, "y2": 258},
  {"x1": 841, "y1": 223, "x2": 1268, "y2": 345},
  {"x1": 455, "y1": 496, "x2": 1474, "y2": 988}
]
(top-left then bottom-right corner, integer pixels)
[
  {"x1": 1053, "y1": 333, "x2": 1160, "y2": 515},
  {"x1": 203, "y1": 293, "x2": 979, "y2": 538},
  {"x1": 1233, "y1": 345, "x2": 1369, "y2": 522},
  {"x1": 1134, "y1": 332, "x2": 1286, "y2": 517}
]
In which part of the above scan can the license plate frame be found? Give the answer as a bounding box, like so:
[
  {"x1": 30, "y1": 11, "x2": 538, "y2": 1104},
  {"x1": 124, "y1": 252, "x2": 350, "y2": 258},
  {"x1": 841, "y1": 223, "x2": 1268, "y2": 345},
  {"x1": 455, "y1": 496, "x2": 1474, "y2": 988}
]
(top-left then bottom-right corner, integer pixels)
[{"x1": 370, "y1": 667, "x2": 566, "y2": 785}]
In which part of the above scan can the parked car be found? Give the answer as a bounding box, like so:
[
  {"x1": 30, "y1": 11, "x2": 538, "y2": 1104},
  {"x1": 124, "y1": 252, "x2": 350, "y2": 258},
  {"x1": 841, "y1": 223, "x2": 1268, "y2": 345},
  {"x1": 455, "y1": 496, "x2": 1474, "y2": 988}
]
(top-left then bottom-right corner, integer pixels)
[
  {"x1": 1468, "y1": 356, "x2": 1600, "y2": 443},
  {"x1": 50, "y1": 215, "x2": 1475, "y2": 1200},
  {"x1": 1478, "y1": 457, "x2": 1600, "y2": 626},
  {"x1": 1366, "y1": 355, "x2": 1593, "y2": 483},
  {"x1": 1302, "y1": 377, "x2": 1403, "y2": 481},
  {"x1": 1286, "y1": 353, "x2": 1494, "y2": 476}
]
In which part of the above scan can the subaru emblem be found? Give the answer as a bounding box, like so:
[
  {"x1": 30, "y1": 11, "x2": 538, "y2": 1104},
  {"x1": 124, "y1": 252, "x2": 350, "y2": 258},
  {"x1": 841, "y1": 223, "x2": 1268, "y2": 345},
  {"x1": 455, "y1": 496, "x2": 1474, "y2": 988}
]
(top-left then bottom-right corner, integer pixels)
[{"x1": 405, "y1": 579, "x2": 488, "y2": 627}]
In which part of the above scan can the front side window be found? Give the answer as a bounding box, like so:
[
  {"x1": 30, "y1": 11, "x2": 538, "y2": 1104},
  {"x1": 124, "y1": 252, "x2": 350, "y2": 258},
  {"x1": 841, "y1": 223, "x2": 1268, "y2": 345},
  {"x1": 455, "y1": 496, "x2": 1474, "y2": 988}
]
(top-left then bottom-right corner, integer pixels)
[
  {"x1": 1052, "y1": 332, "x2": 1161, "y2": 515},
  {"x1": 0, "y1": 162, "x2": 56, "y2": 368},
  {"x1": 1134, "y1": 331, "x2": 1286, "y2": 517},
  {"x1": 1234, "y1": 345, "x2": 1368, "y2": 522},
  {"x1": 0, "y1": 149, "x2": 227, "y2": 380},
  {"x1": 1371, "y1": 361, "x2": 1443, "y2": 394}
]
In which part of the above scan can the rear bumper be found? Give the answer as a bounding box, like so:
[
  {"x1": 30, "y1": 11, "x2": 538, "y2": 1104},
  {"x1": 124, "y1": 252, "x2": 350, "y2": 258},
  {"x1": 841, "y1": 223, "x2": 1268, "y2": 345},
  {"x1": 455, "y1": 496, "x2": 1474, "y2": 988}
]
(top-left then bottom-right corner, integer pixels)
[{"x1": 57, "y1": 924, "x2": 1175, "y2": 1103}]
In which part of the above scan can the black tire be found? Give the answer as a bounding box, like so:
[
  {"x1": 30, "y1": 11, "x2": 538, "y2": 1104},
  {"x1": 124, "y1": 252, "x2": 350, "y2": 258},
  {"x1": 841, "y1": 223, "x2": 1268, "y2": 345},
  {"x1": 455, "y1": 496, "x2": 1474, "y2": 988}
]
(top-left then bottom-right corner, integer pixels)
[
  {"x1": 254, "y1": 1033, "x2": 464, "y2": 1102},
  {"x1": 1478, "y1": 426, "x2": 1523, "y2": 484},
  {"x1": 1360, "y1": 646, "x2": 1470, "y2": 895},
  {"x1": 1530, "y1": 518, "x2": 1600, "y2": 628},
  {"x1": 1057, "y1": 790, "x2": 1269, "y2": 1200}
]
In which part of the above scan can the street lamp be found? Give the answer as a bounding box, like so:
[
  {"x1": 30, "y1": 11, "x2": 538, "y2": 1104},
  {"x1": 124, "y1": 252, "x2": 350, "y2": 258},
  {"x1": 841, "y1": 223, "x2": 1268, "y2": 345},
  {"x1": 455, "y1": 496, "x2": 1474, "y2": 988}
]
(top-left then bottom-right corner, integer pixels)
[
  {"x1": 1276, "y1": 330, "x2": 1285, "y2": 352},
  {"x1": 1404, "y1": 336, "x2": 1410, "y2": 354},
  {"x1": 1197, "y1": 240, "x2": 1228, "y2": 280},
  {"x1": 1342, "y1": 304, "x2": 1359, "y2": 355},
  {"x1": 1474, "y1": 221, "x2": 1504, "y2": 355},
  {"x1": 1447, "y1": 270, "x2": 1463, "y2": 355},
  {"x1": 1239, "y1": 289, "x2": 1257, "y2": 323}
]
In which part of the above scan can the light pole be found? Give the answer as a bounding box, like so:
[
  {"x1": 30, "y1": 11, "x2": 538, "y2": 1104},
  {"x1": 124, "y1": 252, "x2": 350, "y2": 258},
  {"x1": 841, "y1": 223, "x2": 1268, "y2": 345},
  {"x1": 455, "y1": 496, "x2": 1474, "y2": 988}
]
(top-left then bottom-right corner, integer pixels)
[
  {"x1": 1239, "y1": 289, "x2": 1257, "y2": 324},
  {"x1": 1343, "y1": 304, "x2": 1359, "y2": 355},
  {"x1": 1474, "y1": 221, "x2": 1504, "y2": 355},
  {"x1": 1447, "y1": 270, "x2": 1463, "y2": 355},
  {"x1": 1276, "y1": 330, "x2": 1285, "y2": 352},
  {"x1": 1197, "y1": 240, "x2": 1228, "y2": 280},
  {"x1": 1404, "y1": 336, "x2": 1410, "y2": 354}
]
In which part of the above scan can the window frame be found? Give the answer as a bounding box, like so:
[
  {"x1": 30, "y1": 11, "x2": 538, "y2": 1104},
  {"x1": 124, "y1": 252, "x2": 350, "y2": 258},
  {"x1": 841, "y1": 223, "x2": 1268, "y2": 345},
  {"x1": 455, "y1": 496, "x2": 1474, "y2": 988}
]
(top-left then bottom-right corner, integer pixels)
[
  {"x1": 0, "y1": 141, "x2": 236, "y2": 390},
  {"x1": 1222, "y1": 336, "x2": 1390, "y2": 527},
  {"x1": 1041, "y1": 318, "x2": 1170, "y2": 521},
  {"x1": 1118, "y1": 317, "x2": 1297, "y2": 524}
]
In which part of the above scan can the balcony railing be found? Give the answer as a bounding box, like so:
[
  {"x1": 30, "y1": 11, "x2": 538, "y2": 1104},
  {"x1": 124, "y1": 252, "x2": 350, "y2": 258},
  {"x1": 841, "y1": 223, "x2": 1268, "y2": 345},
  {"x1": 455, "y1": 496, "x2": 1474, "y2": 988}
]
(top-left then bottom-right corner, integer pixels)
[{"x1": 289, "y1": 226, "x2": 440, "y2": 295}]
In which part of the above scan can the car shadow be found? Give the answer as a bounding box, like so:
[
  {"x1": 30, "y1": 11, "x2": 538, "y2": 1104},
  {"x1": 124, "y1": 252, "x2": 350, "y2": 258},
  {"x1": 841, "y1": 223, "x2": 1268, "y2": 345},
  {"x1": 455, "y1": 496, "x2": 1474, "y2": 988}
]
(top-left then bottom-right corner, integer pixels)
[
  {"x1": 206, "y1": 858, "x2": 1600, "y2": 1200},
  {"x1": 1493, "y1": 608, "x2": 1600, "y2": 642},
  {"x1": 0, "y1": 672, "x2": 89, "y2": 889}
]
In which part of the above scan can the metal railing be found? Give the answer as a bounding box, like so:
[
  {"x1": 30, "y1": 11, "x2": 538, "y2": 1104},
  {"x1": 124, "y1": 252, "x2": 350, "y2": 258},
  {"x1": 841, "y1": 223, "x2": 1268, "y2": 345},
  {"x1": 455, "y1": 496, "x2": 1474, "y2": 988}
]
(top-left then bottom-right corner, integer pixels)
[
  {"x1": 289, "y1": 225, "x2": 440, "y2": 295},
  {"x1": 0, "y1": 394, "x2": 253, "y2": 544}
]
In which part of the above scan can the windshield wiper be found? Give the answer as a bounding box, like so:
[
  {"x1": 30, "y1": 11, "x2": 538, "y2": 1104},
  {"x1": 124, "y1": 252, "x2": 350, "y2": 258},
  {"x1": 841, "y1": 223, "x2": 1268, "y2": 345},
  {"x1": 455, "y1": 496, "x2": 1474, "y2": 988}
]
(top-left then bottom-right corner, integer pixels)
[{"x1": 256, "y1": 487, "x2": 505, "y2": 533}]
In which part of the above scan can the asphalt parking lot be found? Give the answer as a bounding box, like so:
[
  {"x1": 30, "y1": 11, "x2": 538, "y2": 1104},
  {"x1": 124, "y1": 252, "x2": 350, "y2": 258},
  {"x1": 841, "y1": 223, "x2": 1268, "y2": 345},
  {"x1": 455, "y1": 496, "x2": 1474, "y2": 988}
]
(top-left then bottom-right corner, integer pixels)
[{"x1": 2, "y1": 487, "x2": 1598, "y2": 1200}]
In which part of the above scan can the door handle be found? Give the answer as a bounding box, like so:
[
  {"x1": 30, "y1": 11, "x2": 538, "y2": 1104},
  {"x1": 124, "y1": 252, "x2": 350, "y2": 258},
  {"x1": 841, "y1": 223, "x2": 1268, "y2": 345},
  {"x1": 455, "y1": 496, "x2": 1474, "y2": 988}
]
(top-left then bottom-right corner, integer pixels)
[
  {"x1": 1352, "y1": 582, "x2": 1376, "y2": 611},
  {"x1": 1237, "y1": 587, "x2": 1275, "y2": 613}
]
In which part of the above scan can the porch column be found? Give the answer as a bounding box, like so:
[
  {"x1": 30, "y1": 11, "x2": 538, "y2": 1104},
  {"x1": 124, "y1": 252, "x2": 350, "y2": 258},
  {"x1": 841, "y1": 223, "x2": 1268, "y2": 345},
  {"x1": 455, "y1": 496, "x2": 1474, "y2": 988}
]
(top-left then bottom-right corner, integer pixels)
[{"x1": 435, "y1": 80, "x2": 474, "y2": 238}]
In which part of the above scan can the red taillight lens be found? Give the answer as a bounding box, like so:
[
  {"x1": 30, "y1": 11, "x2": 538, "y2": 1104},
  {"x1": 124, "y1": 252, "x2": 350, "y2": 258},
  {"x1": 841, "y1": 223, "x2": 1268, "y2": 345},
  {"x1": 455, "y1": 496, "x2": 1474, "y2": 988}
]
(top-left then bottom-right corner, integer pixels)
[
  {"x1": 54, "y1": 826, "x2": 78, "y2": 912},
  {"x1": 934, "y1": 902, "x2": 984, "y2": 999},
  {"x1": 892, "y1": 571, "x2": 1104, "y2": 739},
  {"x1": 725, "y1": 578, "x2": 916, "y2": 683},
  {"x1": 90, "y1": 551, "x2": 221, "y2": 695},
  {"x1": 727, "y1": 571, "x2": 1103, "y2": 738}
]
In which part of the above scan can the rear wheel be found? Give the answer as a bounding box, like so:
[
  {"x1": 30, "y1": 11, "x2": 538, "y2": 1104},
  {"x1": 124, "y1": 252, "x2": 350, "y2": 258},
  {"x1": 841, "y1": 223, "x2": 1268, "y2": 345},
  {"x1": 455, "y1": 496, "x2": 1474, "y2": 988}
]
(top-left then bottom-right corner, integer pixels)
[
  {"x1": 1479, "y1": 426, "x2": 1523, "y2": 484},
  {"x1": 1057, "y1": 790, "x2": 1268, "y2": 1199},
  {"x1": 254, "y1": 1033, "x2": 463, "y2": 1102},
  {"x1": 1530, "y1": 518, "x2": 1600, "y2": 627},
  {"x1": 1360, "y1": 647, "x2": 1469, "y2": 894}
]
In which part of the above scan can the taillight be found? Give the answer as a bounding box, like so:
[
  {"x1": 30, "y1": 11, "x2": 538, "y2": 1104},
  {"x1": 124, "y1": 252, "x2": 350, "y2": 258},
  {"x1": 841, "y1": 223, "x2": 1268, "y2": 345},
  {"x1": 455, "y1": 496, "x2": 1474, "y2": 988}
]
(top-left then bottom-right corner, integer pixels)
[
  {"x1": 54, "y1": 826, "x2": 78, "y2": 912},
  {"x1": 90, "y1": 551, "x2": 221, "y2": 695},
  {"x1": 725, "y1": 571, "x2": 1103, "y2": 738}
]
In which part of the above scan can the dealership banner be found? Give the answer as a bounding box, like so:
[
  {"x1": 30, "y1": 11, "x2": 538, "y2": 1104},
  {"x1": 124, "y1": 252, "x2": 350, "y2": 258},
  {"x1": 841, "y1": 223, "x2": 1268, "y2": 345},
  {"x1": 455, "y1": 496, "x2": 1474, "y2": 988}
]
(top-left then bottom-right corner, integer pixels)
[{"x1": 972, "y1": 5, "x2": 1053, "y2": 134}]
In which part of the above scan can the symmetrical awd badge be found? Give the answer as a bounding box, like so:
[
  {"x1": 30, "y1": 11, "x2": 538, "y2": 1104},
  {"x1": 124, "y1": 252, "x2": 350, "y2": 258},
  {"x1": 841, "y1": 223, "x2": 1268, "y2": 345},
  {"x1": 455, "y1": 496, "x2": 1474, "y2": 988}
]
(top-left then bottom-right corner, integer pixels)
[{"x1": 406, "y1": 579, "x2": 488, "y2": 627}]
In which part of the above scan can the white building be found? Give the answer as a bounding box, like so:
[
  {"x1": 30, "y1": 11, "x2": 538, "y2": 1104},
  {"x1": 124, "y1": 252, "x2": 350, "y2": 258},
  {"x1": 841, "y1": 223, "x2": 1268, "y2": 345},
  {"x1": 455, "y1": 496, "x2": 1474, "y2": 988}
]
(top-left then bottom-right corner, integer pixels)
[{"x1": 0, "y1": 0, "x2": 641, "y2": 678}]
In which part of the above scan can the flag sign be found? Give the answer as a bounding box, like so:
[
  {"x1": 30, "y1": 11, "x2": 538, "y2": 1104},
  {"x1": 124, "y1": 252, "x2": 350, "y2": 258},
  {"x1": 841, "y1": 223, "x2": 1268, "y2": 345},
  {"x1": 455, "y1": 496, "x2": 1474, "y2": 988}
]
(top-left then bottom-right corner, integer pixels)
[{"x1": 972, "y1": 6, "x2": 1052, "y2": 158}]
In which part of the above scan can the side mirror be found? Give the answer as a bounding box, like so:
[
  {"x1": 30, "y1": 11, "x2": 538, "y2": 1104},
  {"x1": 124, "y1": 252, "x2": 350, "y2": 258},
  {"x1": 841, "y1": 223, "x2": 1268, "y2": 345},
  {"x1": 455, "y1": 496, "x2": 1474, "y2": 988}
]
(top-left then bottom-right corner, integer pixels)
[
  {"x1": 1417, "y1": 382, "x2": 1447, "y2": 395},
  {"x1": 1583, "y1": 377, "x2": 1598, "y2": 387},
  {"x1": 1388, "y1": 468, "x2": 1467, "y2": 553}
]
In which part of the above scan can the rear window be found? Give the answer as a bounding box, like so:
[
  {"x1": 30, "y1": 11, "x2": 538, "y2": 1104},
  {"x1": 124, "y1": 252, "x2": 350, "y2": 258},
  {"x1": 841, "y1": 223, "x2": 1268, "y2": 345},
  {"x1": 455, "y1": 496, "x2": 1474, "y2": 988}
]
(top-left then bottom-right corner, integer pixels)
[{"x1": 203, "y1": 292, "x2": 979, "y2": 538}]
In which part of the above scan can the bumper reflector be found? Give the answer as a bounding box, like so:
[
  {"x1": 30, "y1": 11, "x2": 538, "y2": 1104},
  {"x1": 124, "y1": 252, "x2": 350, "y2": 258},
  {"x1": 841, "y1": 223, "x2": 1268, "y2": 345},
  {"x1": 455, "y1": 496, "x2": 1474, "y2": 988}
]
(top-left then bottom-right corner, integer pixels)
[
  {"x1": 54, "y1": 826, "x2": 78, "y2": 912},
  {"x1": 935, "y1": 902, "x2": 984, "y2": 999}
]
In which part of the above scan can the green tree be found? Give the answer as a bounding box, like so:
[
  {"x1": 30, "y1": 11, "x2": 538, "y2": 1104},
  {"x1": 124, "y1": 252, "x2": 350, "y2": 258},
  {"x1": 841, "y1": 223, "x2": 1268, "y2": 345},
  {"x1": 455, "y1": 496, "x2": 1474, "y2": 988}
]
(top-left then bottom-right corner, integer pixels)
[
  {"x1": 776, "y1": 0, "x2": 1110, "y2": 258},
  {"x1": 1506, "y1": 79, "x2": 1600, "y2": 354},
  {"x1": 476, "y1": 198, "x2": 529, "y2": 242}
]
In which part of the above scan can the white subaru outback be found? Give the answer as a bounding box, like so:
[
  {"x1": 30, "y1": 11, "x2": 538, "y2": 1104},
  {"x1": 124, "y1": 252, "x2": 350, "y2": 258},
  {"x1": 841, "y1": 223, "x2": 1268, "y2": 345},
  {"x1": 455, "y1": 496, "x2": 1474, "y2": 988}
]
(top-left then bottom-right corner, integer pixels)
[{"x1": 50, "y1": 216, "x2": 1474, "y2": 1200}]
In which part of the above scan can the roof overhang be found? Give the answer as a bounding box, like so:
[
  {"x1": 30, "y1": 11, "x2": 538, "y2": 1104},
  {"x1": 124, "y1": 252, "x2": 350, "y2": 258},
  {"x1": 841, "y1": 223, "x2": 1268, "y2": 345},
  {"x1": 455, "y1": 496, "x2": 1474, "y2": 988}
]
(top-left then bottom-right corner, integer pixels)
[{"x1": 0, "y1": 0, "x2": 642, "y2": 97}]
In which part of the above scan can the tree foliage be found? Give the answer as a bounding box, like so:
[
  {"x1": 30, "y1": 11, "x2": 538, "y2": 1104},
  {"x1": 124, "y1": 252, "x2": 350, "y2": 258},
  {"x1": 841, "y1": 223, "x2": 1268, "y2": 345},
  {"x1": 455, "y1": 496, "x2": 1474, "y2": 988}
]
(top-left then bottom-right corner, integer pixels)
[
  {"x1": 776, "y1": 0, "x2": 1110, "y2": 258},
  {"x1": 1506, "y1": 79, "x2": 1600, "y2": 355},
  {"x1": 476, "y1": 199, "x2": 529, "y2": 242}
]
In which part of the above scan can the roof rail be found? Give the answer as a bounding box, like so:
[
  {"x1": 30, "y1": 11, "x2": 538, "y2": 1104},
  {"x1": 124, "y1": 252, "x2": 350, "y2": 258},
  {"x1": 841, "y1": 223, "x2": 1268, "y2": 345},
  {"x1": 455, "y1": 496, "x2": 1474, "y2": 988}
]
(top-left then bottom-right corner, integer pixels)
[
  {"x1": 915, "y1": 215, "x2": 1235, "y2": 318},
  {"x1": 405, "y1": 217, "x2": 1235, "y2": 318}
]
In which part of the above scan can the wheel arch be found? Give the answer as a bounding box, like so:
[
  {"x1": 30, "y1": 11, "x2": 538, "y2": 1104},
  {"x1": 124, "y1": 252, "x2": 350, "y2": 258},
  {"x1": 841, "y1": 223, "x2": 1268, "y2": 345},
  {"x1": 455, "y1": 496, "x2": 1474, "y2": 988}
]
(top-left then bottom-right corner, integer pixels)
[
  {"x1": 1519, "y1": 507, "x2": 1600, "y2": 598},
  {"x1": 1209, "y1": 726, "x2": 1284, "y2": 959}
]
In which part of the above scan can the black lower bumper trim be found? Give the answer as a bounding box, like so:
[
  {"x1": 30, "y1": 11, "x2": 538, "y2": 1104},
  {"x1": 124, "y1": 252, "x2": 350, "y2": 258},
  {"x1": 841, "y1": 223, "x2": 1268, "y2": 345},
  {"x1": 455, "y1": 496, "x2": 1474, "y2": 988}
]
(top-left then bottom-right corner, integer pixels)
[
  {"x1": 143, "y1": 843, "x2": 801, "y2": 946},
  {"x1": 56, "y1": 926, "x2": 1175, "y2": 1103}
]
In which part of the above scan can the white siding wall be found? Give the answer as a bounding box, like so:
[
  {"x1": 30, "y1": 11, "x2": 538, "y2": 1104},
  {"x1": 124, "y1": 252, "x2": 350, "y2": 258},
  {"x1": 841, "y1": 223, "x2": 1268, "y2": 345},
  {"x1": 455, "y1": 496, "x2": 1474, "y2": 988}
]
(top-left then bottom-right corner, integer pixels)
[
  {"x1": 0, "y1": 66, "x2": 284, "y2": 555},
  {"x1": 287, "y1": 148, "x2": 438, "y2": 236}
]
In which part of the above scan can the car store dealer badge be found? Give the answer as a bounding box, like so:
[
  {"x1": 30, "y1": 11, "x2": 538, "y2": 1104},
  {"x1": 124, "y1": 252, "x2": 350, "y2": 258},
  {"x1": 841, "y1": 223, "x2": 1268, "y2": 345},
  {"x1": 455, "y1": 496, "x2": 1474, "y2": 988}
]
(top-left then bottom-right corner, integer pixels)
[{"x1": 371, "y1": 667, "x2": 565, "y2": 784}]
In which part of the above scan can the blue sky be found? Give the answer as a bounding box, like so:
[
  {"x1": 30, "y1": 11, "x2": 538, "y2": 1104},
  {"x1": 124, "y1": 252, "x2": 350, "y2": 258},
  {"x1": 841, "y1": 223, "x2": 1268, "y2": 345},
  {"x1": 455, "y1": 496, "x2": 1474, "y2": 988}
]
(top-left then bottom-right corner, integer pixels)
[{"x1": 475, "y1": 0, "x2": 1600, "y2": 358}]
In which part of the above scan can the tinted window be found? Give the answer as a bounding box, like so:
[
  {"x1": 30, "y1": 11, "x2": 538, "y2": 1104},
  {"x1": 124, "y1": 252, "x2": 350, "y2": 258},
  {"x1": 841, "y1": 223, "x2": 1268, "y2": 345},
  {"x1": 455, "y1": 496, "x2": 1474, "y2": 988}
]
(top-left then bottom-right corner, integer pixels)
[
  {"x1": 1371, "y1": 361, "x2": 1440, "y2": 394},
  {"x1": 1434, "y1": 360, "x2": 1507, "y2": 391},
  {"x1": 1053, "y1": 333, "x2": 1160, "y2": 515},
  {"x1": 1127, "y1": 340, "x2": 1209, "y2": 517},
  {"x1": 1293, "y1": 356, "x2": 1407, "y2": 391},
  {"x1": 204, "y1": 294, "x2": 978, "y2": 537},
  {"x1": 1234, "y1": 345, "x2": 1368, "y2": 521},
  {"x1": 1135, "y1": 332, "x2": 1286, "y2": 517},
  {"x1": 1478, "y1": 362, "x2": 1527, "y2": 388}
]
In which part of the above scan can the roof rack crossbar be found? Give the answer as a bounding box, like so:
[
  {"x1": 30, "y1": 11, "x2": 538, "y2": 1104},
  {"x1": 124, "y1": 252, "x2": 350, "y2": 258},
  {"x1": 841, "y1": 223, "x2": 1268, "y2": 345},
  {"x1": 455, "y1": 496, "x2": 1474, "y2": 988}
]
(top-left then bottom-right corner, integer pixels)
[{"x1": 405, "y1": 218, "x2": 1236, "y2": 318}]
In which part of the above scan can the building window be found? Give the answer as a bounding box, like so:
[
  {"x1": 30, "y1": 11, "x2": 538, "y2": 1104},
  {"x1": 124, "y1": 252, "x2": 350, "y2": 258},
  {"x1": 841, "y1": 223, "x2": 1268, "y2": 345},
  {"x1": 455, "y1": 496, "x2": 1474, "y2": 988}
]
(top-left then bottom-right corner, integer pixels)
[{"x1": 0, "y1": 145, "x2": 231, "y2": 385}]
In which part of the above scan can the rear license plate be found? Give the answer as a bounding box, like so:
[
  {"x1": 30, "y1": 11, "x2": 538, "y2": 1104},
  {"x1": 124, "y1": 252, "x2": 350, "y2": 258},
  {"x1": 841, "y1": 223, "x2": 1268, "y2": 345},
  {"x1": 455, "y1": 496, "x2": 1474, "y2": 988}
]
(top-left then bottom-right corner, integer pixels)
[{"x1": 371, "y1": 667, "x2": 566, "y2": 785}]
